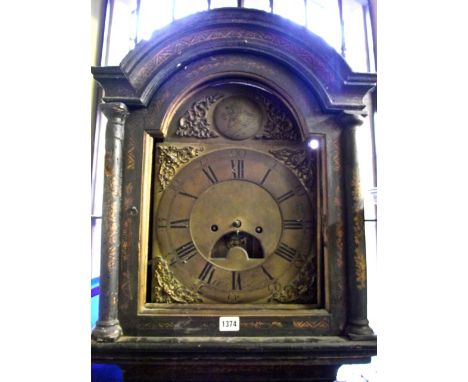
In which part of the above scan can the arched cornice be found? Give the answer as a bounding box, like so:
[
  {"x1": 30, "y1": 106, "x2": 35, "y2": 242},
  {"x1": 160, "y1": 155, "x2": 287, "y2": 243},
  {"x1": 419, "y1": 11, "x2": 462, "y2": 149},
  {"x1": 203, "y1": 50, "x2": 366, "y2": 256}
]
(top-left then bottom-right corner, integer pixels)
[{"x1": 92, "y1": 8, "x2": 376, "y2": 112}]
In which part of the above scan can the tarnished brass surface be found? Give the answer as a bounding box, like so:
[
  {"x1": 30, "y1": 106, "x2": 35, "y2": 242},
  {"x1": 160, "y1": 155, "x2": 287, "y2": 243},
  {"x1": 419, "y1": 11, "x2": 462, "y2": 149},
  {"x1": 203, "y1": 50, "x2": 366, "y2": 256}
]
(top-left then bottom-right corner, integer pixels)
[
  {"x1": 255, "y1": 93, "x2": 299, "y2": 141},
  {"x1": 168, "y1": 84, "x2": 300, "y2": 143},
  {"x1": 152, "y1": 146, "x2": 317, "y2": 304},
  {"x1": 269, "y1": 148, "x2": 317, "y2": 191},
  {"x1": 152, "y1": 256, "x2": 203, "y2": 304},
  {"x1": 156, "y1": 145, "x2": 205, "y2": 191},
  {"x1": 190, "y1": 179, "x2": 282, "y2": 271},
  {"x1": 268, "y1": 251, "x2": 317, "y2": 304},
  {"x1": 214, "y1": 96, "x2": 263, "y2": 140},
  {"x1": 176, "y1": 94, "x2": 222, "y2": 138}
]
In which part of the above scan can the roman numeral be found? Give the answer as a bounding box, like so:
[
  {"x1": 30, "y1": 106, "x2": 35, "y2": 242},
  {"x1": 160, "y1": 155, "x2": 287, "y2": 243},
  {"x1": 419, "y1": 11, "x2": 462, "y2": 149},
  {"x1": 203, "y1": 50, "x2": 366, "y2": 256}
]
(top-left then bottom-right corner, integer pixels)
[
  {"x1": 260, "y1": 169, "x2": 271, "y2": 185},
  {"x1": 231, "y1": 159, "x2": 244, "y2": 179},
  {"x1": 232, "y1": 271, "x2": 242, "y2": 290},
  {"x1": 169, "y1": 178, "x2": 182, "y2": 192},
  {"x1": 276, "y1": 190, "x2": 295, "y2": 204},
  {"x1": 198, "y1": 262, "x2": 215, "y2": 284},
  {"x1": 202, "y1": 166, "x2": 218, "y2": 184},
  {"x1": 178, "y1": 191, "x2": 197, "y2": 199},
  {"x1": 169, "y1": 257, "x2": 178, "y2": 266},
  {"x1": 157, "y1": 218, "x2": 167, "y2": 228},
  {"x1": 170, "y1": 219, "x2": 189, "y2": 228},
  {"x1": 294, "y1": 184, "x2": 306, "y2": 196},
  {"x1": 261, "y1": 266, "x2": 274, "y2": 281},
  {"x1": 283, "y1": 219, "x2": 303, "y2": 230},
  {"x1": 274, "y1": 242, "x2": 297, "y2": 262},
  {"x1": 175, "y1": 241, "x2": 197, "y2": 262}
]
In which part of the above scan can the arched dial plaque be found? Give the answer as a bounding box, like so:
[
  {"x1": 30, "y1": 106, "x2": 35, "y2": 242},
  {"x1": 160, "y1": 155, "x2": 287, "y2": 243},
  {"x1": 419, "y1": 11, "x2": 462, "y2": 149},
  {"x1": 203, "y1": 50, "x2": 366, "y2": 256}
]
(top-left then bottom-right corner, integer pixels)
[{"x1": 213, "y1": 96, "x2": 263, "y2": 140}]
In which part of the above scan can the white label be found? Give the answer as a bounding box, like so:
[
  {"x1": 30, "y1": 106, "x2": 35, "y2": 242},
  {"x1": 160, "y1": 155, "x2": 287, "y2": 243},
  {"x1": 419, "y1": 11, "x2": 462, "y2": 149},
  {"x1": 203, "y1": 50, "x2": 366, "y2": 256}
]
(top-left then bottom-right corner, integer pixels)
[{"x1": 219, "y1": 316, "x2": 240, "y2": 332}]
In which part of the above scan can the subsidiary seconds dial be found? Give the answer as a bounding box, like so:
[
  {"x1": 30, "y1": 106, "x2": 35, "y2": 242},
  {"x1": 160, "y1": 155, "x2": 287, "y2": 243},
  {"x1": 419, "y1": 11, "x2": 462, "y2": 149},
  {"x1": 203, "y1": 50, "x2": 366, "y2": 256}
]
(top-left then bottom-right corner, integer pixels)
[{"x1": 154, "y1": 147, "x2": 315, "y2": 304}]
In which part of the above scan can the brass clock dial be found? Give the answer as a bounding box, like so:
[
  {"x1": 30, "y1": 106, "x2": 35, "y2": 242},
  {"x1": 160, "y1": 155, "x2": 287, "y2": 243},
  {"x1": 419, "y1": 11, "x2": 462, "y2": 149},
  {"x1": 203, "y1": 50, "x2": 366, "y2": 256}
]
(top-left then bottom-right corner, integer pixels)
[{"x1": 153, "y1": 147, "x2": 315, "y2": 304}]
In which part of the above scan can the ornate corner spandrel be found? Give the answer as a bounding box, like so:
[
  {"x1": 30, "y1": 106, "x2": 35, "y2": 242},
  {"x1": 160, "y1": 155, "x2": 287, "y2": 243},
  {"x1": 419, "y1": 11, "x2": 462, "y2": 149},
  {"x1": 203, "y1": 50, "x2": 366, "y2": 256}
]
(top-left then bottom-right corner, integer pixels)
[
  {"x1": 175, "y1": 94, "x2": 223, "y2": 138},
  {"x1": 152, "y1": 256, "x2": 203, "y2": 303},
  {"x1": 268, "y1": 252, "x2": 317, "y2": 304},
  {"x1": 269, "y1": 148, "x2": 317, "y2": 192},
  {"x1": 255, "y1": 94, "x2": 300, "y2": 141},
  {"x1": 157, "y1": 145, "x2": 204, "y2": 191}
]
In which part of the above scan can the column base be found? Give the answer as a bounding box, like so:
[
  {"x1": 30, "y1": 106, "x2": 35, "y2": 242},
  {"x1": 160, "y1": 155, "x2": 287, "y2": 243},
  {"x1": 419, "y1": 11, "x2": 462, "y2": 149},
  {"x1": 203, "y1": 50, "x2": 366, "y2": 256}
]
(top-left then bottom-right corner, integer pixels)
[
  {"x1": 92, "y1": 319, "x2": 123, "y2": 342},
  {"x1": 345, "y1": 321, "x2": 376, "y2": 341}
]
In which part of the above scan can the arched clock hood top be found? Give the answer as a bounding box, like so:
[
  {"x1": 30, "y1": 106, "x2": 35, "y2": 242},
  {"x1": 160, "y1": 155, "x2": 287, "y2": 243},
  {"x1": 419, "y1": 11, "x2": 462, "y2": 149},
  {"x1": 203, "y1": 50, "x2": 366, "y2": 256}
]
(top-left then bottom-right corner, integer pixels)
[{"x1": 92, "y1": 7, "x2": 376, "y2": 113}]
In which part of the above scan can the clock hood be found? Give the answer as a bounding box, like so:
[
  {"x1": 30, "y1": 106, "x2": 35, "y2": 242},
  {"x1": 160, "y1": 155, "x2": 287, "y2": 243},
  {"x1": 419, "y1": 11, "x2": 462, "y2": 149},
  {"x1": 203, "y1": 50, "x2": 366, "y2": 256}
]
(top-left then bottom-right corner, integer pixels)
[{"x1": 92, "y1": 7, "x2": 376, "y2": 113}]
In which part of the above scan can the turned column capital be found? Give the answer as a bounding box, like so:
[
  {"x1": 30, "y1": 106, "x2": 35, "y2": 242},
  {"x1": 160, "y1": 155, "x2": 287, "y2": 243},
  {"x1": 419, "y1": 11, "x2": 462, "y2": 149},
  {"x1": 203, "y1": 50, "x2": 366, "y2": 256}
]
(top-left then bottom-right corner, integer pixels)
[{"x1": 100, "y1": 102, "x2": 129, "y2": 121}]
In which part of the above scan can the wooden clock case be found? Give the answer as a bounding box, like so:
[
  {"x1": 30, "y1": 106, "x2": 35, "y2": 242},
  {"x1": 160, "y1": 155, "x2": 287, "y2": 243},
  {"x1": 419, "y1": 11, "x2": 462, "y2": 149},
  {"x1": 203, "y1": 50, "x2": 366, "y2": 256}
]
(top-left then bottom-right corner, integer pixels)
[{"x1": 91, "y1": 8, "x2": 377, "y2": 382}]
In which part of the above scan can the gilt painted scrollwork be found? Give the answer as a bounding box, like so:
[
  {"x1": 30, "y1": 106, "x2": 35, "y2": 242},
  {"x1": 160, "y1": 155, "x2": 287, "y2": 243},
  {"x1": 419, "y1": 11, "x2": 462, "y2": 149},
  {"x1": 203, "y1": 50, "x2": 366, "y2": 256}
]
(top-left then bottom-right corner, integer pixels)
[
  {"x1": 256, "y1": 95, "x2": 299, "y2": 141},
  {"x1": 352, "y1": 169, "x2": 367, "y2": 290},
  {"x1": 176, "y1": 94, "x2": 223, "y2": 138},
  {"x1": 153, "y1": 256, "x2": 203, "y2": 304},
  {"x1": 157, "y1": 145, "x2": 204, "y2": 191},
  {"x1": 269, "y1": 148, "x2": 316, "y2": 192}
]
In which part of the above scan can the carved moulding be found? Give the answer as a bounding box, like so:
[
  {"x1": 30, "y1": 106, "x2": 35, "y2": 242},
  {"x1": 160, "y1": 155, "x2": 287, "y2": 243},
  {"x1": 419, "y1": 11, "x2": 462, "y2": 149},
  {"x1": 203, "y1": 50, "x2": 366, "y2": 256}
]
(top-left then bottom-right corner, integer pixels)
[
  {"x1": 157, "y1": 145, "x2": 204, "y2": 191},
  {"x1": 175, "y1": 94, "x2": 223, "y2": 138},
  {"x1": 153, "y1": 256, "x2": 203, "y2": 304},
  {"x1": 269, "y1": 148, "x2": 316, "y2": 192},
  {"x1": 256, "y1": 94, "x2": 299, "y2": 141}
]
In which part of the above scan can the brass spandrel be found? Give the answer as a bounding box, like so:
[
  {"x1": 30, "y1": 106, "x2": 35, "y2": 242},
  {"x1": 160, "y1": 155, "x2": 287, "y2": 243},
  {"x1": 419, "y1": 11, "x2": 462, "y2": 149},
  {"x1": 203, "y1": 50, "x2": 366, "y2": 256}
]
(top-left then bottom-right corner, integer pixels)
[
  {"x1": 152, "y1": 256, "x2": 203, "y2": 304},
  {"x1": 175, "y1": 94, "x2": 223, "y2": 138},
  {"x1": 156, "y1": 145, "x2": 205, "y2": 191},
  {"x1": 255, "y1": 93, "x2": 300, "y2": 141},
  {"x1": 268, "y1": 251, "x2": 317, "y2": 304},
  {"x1": 269, "y1": 148, "x2": 317, "y2": 192}
]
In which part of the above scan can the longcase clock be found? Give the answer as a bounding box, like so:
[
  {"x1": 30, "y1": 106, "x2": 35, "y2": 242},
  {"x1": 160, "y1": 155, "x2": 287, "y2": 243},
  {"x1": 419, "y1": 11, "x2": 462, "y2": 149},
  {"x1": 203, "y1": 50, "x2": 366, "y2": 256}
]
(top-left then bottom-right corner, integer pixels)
[{"x1": 91, "y1": 8, "x2": 377, "y2": 382}]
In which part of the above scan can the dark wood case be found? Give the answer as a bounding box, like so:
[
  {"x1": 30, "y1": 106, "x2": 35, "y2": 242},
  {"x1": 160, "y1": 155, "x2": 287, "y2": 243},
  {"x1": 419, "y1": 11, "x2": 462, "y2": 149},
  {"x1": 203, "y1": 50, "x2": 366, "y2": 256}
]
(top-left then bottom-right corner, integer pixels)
[{"x1": 91, "y1": 8, "x2": 377, "y2": 382}]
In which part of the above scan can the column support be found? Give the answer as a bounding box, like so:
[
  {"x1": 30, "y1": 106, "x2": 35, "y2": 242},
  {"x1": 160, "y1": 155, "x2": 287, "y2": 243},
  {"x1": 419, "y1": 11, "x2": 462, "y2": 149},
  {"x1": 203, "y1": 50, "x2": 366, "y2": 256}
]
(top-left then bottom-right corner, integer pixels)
[
  {"x1": 92, "y1": 102, "x2": 129, "y2": 342},
  {"x1": 340, "y1": 112, "x2": 376, "y2": 340}
]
